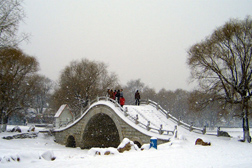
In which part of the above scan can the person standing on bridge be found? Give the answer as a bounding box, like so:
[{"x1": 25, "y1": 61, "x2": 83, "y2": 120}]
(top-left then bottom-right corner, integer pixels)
[
  {"x1": 120, "y1": 89, "x2": 123, "y2": 97},
  {"x1": 116, "y1": 89, "x2": 120, "y2": 103},
  {"x1": 113, "y1": 90, "x2": 117, "y2": 100},
  {"x1": 109, "y1": 89, "x2": 114, "y2": 99},
  {"x1": 120, "y1": 96, "x2": 125, "y2": 107},
  {"x1": 135, "y1": 90, "x2": 140, "y2": 105}
]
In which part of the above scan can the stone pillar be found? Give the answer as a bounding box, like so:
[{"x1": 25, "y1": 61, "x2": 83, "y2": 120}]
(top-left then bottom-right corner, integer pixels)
[
  {"x1": 166, "y1": 112, "x2": 170, "y2": 119},
  {"x1": 124, "y1": 107, "x2": 128, "y2": 117},
  {"x1": 189, "y1": 122, "x2": 193, "y2": 132},
  {"x1": 159, "y1": 124, "x2": 164, "y2": 134},
  {"x1": 146, "y1": 121, "x2": 150, "y2": 131},
  {"x1": 202, "y1": 126, "x2": 206, "y2": 134},
  {"x1": 174, "y1": 125, "x2": 178, "y2": 138},
  {"x1": 135, "y1": 115, "x2": 139, "y2": 124}
]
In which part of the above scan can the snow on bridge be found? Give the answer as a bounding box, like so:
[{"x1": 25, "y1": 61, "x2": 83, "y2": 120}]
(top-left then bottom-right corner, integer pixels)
[{"x1": 53, "y1": 97, "x2": 205, "y2": 149}]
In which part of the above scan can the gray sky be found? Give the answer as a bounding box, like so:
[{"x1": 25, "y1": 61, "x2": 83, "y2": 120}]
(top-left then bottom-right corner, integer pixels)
[{"x1": 19, "y1": 0, "x2": 252, "y2": 91}]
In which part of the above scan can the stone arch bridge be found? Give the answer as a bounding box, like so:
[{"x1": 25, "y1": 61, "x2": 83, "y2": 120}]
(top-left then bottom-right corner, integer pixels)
[{"x1": 53, "y1": 97, "x2": 206, "y2": 149}]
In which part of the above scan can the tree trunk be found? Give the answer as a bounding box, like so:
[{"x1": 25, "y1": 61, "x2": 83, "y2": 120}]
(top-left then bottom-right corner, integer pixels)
[
  {"x1": 244, "y1": 113, "x2": 251, "y2": 143},
  {"x1": 242, "y1": 99, "x2": 251, "y2": 143},
  {"x1": 1, "y1": 114, "x2": 7, "y2": 132},
  {"x1": 243, "y1": 121, "x2": 251, "y2": 142}
]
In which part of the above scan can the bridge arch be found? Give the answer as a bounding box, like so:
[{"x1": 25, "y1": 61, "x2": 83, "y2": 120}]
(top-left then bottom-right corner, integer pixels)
[
  {"x1": 66, "y1": 135, "x2": 76, "y2": 148},
  {"x1": 80, "y1": 104, "x2": 124, "y2": 149},
  {"x1": 82, "y1": 113, "x2": 120, "y2": 148}
]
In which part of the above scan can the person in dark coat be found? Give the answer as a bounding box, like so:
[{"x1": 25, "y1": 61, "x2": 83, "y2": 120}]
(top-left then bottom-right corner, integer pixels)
[
  {"x1": 135, "y1": 90, "x2": 140, "y2": 105},
  {"x1": 113, "y1": 90, "x2": 117, "y2": 100},
  {"x1": 116, "y1": 90, "x2": 120, "y2": 103}
]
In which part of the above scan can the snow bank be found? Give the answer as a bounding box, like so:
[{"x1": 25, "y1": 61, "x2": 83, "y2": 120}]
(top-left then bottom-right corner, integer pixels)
[
  {"x1": 0, "y1": 150, "x2": 57, "y2": 163},
  {"x1": 41, "y1": 150, "x2": 56, "y2": 161},
  {"x1": 0, "y1": 152, "x2": 40, "y2": 163},
  {"x1": 88, "y1": 148, "x2": 119, "y2": 156},
  {"x1": 117, "y1": 138, "x2": 139, "y2": 153}
]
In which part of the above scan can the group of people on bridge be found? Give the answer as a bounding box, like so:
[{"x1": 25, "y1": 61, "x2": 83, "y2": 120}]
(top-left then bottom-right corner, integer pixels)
[
  {"x1": 107, "y1": 89, "x2": 125, "y2": 107},
  {"x1": 107, "y1": 89, "x2": 141, "y2": 107}
]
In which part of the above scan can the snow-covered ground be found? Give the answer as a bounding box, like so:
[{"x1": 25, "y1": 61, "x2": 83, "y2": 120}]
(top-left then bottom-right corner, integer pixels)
[
  {"x1": 0, "y1": 125, "x2": 252, "y2": 168},
  {"x1": 1, "y1": 101, "x2": 252, "y2": 168}
]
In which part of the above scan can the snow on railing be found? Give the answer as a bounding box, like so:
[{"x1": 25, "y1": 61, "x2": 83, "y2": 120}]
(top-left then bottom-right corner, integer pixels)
[
  {"x1": 140, "y1": 99, "x2": 206, "y2": 135},
  {"x1": 123, "y1": 109, "x2": 175, "y2": 136}
]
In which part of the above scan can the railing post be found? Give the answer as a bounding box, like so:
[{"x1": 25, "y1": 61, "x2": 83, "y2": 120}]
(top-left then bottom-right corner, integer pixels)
[
  {"x1": 174, "y1": 125, "x2": 178, "y2": 138},
  {"x1": 177, "y1": 117, "x2": 181, "y2": 126},
  {"x1": 159, "y1": 124, "x2": 164, "y2": 134},
  {"x1": 114, "y1": 101, "x2": 119, "y2": 107},
  {"x1": 189, "y1": 122, "x2": 193, "y2": 132},
  {"x1": 156, "y1": 104, "x2": 160, "y2": 110},
  {"x1": 135, "y1": 114, "x2": 139, "y2": 124},
  {"x1": 202, "y1": 125, "x2": 206, "y2": 134},
  {"x1": 147, "y1": 99, "x2": 150, "y2": 105},
  {"x1": 105, "y1": 96, "x2": 108, "y2": 101},
  {"x1": 96, "y1": 96, "x2": 99, "y2": 102},
  {"x1": 146, "y1": 121, "x2": 150, "y2": 131},
  {"x1": 166, "y1": 112, "x2": 170, "y2": 119},
  {"x1": 124, "y1": 107, "x2": 128, "y2": 117},
  {"x1": 217, "y1": 126, "x2": 220, "y2": 136},
  {"x1": 88, "y1": 99, "x2": 91, "y2": 107}
]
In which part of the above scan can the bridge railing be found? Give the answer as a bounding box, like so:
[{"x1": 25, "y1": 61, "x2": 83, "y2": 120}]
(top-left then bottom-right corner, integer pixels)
[
  {"x1": 123, "y1": 108, "x2": 175, "y2": 136},
  {"x1": 72, "y1": 96, "x2": 125, "y2": 122},
  {"x1": 70, "y1": 96, "x2": 118, "y2": 120},
  {"x1": 140, "y1": 99, "x2": 206, "y2": 134},
  {"x1": 95, "y1": 97, "x2": 175, "y2": 135}
]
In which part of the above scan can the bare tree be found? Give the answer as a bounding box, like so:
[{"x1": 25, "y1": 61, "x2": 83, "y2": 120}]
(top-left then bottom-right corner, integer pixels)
[
  {"x1": 156, "y1": 88, "x2": 175, "y2": 111},
  {"x1": 51, "y1": 59, "x2": 118, "y2": 117},
  {"x1": 123, "y1": 79, "x2": 147, "y2": 105},
  {"x1": 29, "y1": 75, "x2": 53, "y2": 114},
  {"x1": 0, "y1": 48, "x2": 39, "y2": 131},
  {"x1": 187, "y1": 16, "x2": 252, "y2": 142},
  {"x1": 0, "y1": 0, "x2": 27, "y2": 48},
  {"x1": 188, "y1": 90, "x2": 229, "y2": 127}
]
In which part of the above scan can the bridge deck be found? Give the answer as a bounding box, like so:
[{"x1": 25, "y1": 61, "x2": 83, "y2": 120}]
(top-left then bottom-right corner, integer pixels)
[{"x1": 125, "y1": 105, "x2": 177, "y2": 133}]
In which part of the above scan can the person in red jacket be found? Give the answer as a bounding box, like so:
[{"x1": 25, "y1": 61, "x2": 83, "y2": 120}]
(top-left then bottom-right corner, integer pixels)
[{"x1": 120, "y1": 96, "x2": 125, "y2": 107}]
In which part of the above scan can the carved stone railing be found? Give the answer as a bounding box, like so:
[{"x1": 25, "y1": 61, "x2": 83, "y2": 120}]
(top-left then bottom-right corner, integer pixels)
[{"x1": 140, "y1": 99, "x2": 206, "y2": 134}]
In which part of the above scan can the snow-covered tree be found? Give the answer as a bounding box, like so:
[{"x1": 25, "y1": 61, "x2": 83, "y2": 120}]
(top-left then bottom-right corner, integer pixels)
[{"x1": 187, "y1": 16, "x2": 252, "y2": 142}]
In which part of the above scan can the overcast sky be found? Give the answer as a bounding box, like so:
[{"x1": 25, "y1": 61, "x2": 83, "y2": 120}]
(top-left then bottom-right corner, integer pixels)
[{"x1": 19, "y1": 0, "x2": 252, "y2": 91}]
